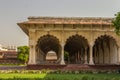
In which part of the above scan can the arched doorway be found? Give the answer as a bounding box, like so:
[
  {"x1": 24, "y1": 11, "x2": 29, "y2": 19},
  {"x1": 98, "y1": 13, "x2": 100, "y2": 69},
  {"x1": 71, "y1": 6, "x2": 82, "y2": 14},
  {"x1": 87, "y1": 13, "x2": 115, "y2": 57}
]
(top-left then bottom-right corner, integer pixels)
[
  {"x1": 36, "y1": 34, "x2": 60, "y2": 64},
  {"x1": 64, "y1": 34, "x2": 89, "y2": 64},
  {"x1": 93, "y1": 35, "x2": 118, "y2": 65}
]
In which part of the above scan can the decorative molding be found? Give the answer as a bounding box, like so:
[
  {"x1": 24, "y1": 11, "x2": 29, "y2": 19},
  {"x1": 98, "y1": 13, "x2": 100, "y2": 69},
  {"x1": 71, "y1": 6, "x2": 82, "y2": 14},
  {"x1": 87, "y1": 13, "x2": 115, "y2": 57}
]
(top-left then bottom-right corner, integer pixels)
[
  {"x1": 29, "y1": 29, "x2": 36, "y2": 32},
  {"x1": 29, "y1": 40, "x2": 35, "y2": 46}
]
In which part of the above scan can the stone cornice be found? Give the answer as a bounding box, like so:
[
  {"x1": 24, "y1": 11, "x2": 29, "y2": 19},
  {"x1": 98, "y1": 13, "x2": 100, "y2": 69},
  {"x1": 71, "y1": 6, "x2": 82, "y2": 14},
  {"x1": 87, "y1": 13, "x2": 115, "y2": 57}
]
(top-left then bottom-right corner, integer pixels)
[{"x1": 27, "y1": 16, "x2": 113, "y2": 24}]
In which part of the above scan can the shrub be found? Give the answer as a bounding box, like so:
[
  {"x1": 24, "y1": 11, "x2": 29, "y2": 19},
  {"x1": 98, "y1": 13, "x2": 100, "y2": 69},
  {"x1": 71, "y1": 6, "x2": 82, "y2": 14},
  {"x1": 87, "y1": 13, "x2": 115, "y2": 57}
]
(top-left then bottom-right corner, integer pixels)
[
  {"x1": 82, "y1": 76, "x2": 89, "y2": 80},
  {"x1": 41, "y1": 69, "x2": 49, "y2": 73}
]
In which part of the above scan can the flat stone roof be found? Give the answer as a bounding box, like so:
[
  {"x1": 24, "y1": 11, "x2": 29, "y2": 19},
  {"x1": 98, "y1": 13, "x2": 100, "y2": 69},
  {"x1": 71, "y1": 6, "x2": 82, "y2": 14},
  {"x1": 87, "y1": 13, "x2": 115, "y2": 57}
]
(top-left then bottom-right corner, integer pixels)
[
  {"x1": 17, "y1": 16, "x2": 114, "y2": 35},
  {"x1": 19, "y1": 16, "x2": 113, "y2": 25}
]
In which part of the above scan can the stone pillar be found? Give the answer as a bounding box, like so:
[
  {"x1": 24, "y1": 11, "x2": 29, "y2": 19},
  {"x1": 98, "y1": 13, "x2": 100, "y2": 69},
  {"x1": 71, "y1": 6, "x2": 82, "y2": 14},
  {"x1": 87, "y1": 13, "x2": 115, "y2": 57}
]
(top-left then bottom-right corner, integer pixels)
[
  {"x1": 28, "y1": 40, "x2": 36, "y2": 64},
  {"x1": 89, "y1": 42, "x2": 94, "y2": 65},
  {"x1": 28, "y1": 29, "x2": 36, "y2": 65},
  {"x1": 94, "y1": 47, "x2": 96, "y2": 64},
  {"x1": 28, "y1": 45, "x2": 32, "y2": 64},
  {"x1": 60, "y1": 43, "x2": 65, "y2": 65},
  {"x1": 78, "y1": 51, "x2": 80, "y2": 63},
  {"x1": 118, "y1": 47, "x2": 120, "y2": 64},
  {"x1": 96, "y1": 47, "x2": 99, "y2": 64},
  {"x1": 84, "y1": 47, "x2": 88, "y2": 64}
]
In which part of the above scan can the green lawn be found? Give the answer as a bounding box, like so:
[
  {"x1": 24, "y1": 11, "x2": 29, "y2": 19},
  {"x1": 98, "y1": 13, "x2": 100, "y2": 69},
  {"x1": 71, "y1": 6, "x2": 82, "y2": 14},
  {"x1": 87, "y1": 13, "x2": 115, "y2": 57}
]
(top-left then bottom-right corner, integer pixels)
[
  {"x1": 0, "y1": 64, "x2": 25, "y2": 66},
  {"x1": 0, "y1": 73, "x2": 120, "y2": 80},
  {"x1": 0, "y1": 73, "x2": 46, "y2": 79}
]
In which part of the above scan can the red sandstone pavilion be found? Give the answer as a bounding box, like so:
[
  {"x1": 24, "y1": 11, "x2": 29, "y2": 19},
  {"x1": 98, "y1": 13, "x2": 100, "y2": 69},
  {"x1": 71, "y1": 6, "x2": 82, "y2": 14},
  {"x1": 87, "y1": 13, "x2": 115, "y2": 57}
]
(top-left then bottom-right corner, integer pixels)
[{"x1": 18, "y1": 17, "x2": 120, "y2": 70}]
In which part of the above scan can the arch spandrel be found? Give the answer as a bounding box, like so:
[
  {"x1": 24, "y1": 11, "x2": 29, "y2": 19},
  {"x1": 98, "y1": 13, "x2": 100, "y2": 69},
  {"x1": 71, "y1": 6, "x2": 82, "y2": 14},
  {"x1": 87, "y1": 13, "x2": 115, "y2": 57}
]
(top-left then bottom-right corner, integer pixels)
[
  {"x1": 94, "y1": 34, "x2": 118, "y2": 47},
  {"x1": 92, "y1": 31, "x2": 120, "y2": 46},
  {"x1": 36, "y1": 31, "x2": 48, "y2": 41},
  {"x1": 64, "y1": 32, "x2": 76, "y2": 43},
  {"x1": 36, "y1": 30, "x2": 61, "y2": 43},
  {"x1": 64, "y1": 32, "x2": 90, "y2": 44},
  {"x1": 47, "y1": 31, "x2": 62, "y2": 43},
  {"x1": 65, "y1": 34, "x2": 88, "y2": 46}
]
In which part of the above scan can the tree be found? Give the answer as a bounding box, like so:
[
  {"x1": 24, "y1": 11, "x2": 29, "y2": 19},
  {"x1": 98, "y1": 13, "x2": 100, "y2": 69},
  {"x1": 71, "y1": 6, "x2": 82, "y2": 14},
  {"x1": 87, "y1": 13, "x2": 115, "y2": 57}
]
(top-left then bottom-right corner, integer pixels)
[
  {"x1": 64, "y1": 51, "x2": 69, "y2": 62},
  {"x1": 17, "y1": 46, "x2": 29, "y2": 64},
  {"x1": 112, "y1": 12, "x2": 120, "y2": 35}
]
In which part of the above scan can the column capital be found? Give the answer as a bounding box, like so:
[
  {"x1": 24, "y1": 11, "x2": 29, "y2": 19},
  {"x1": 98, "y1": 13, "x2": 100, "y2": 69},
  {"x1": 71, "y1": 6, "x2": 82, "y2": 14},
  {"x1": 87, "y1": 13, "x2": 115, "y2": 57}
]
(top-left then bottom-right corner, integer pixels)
[
  {"x1": 60, "y1": 42, "x2": 65, "y2": 47},
  {"x1": 29, "y1": 29, "x2": 36, "y2": 32},
  {"x1": 85, "y1": 46, "x2": 88, "y2": 50},
  {"x1": 89, "y1": 42, "x2": 94, "y2": 46},
  {"x1": 29, "y1": 40, "x2": 36, "y2": 46}
]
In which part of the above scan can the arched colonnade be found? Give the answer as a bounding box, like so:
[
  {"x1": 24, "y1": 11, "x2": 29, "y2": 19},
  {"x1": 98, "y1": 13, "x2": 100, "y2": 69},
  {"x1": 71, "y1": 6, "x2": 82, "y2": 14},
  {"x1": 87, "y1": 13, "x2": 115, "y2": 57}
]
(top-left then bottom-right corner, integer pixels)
[{"x1": 35, "y1": 34, "x2": 119, "y2": 65}]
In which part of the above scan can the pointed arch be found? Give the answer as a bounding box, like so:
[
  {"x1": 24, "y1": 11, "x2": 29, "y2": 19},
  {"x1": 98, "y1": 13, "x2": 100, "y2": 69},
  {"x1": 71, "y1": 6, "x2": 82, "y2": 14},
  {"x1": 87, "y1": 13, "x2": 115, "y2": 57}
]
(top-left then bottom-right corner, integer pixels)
[
  {"x1": 64, "y1": 34, "x2": 89, "y2": 64},
  {"x1": 93, "y1": 35, "x2": 118, "y2": 64},
  {"x1": 36, "y1": 34, "x2": 61, "y2": 64}
]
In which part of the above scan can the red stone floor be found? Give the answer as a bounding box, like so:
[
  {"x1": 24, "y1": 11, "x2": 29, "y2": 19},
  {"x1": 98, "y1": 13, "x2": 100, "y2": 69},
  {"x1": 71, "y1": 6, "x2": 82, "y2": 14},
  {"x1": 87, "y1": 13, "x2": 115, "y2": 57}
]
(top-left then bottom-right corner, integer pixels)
[
  {"x1": 1, "y1": 64, "x2": 120, "y2": 70},
  {"x1": 27, "y1": 64, "x2": 120, "y2": 71}
]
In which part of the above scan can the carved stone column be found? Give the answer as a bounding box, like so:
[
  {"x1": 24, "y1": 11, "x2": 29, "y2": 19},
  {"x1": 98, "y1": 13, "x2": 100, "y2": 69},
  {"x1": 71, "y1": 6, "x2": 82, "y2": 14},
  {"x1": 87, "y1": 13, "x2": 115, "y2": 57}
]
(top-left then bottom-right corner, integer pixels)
[
  {"x1": 84, "y1": 47, "x2": 88, "y2": 64},
  {"x1": 28, "y1": 40, "x2": 36, "y2": 64},
  {"x1": 118, "y1": 47, "x2": 120, "y2": 64},
  {"x1": 28, "y1": 45, "x2": 32, "y2": 64},
  {"x1": 89, "y1": 42, "x2": 94, "y2": 65},
  {"x1": 28, "y1": 29, "x2": 36, "y2": 65},
  {"x1": 60, "y1": 43, "x2": 65, "y2": 65}
]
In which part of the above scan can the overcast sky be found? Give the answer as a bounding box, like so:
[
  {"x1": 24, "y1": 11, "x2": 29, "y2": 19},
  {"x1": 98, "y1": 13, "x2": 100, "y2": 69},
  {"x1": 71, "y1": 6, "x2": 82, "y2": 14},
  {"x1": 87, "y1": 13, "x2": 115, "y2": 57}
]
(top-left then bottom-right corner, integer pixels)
[{"x1": 0, "y1": 0, "x2": 120, "y2": 47}]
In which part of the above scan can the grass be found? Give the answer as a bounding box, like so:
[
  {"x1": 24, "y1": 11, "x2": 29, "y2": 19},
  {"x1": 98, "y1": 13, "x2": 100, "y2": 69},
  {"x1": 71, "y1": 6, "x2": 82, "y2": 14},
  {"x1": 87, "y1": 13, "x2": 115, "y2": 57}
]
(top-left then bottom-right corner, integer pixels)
[
  {"x1": 0, "y1": 73, "x2": 46, "y2": 79},
  {"x1": 0, "y1": 64, "x2": 25, "y2": 66},
  {"x1": 0, "y1": 73, "x2": 120, "y2": 80},
  {"x1": 43, "y1": 73, "x2": 120, "y2": 80}
]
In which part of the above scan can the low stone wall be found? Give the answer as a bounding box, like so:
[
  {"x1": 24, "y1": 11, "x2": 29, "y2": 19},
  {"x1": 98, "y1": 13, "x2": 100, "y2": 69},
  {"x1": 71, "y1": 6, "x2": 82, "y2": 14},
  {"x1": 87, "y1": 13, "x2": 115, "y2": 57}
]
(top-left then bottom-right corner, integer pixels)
[
  {"x1": 27, "y1": 64, "x2": 66, "y2": 70},
  {"x1": 0, "y1": 60, "x2": 24, "y2": 64},
  {"x1": 27, "y1": 64, "x2": 120, "y2": 71}
]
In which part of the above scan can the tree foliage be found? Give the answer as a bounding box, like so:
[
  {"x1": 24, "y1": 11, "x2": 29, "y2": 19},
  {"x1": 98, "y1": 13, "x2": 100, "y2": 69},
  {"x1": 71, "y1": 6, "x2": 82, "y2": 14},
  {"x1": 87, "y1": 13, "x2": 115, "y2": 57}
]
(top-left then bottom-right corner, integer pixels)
[
  {"x1": 17, "y1": 46, "x2": 29, "y2": 63},
  {"x1": 112, "y1": 12, "x2": 120, "y2": 35},
  {"x1": 64, "y1": 51, "x2": 69, "y2": 61}
]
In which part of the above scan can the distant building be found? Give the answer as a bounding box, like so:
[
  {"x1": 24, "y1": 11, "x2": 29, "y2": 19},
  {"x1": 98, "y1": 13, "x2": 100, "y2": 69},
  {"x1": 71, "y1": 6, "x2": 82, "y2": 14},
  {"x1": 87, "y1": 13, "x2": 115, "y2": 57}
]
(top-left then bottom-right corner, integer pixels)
[
  {"x1": 46, "y1": 51, "x2": 57, "y2": 64},
  {"x1": 0, "y1": 44, "x2": 7, "y2": 51},
  {"x1": 0, "y1": 44, "x2": 19, "y2": 64}
]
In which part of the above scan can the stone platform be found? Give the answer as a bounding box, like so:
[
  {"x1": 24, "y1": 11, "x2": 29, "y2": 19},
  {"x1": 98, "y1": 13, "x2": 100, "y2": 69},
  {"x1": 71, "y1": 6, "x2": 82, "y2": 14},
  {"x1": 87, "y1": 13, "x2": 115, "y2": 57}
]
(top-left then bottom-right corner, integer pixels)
[{"x1": 27, "y1": 64, "x2": 120, "y2": 71}]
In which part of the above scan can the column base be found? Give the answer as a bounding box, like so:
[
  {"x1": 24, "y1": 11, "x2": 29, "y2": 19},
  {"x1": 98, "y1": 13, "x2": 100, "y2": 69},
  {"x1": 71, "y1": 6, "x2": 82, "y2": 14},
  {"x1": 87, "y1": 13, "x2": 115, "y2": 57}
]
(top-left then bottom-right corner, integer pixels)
[
  {"x1": 28, "y1": 63, "x2": 36, "y2": 65},
  {"x1": 116, "y1": 62, "x2": 120, "y2": 65},
  {"x1": 84, "y1": 61, "x2": 88, "y2": 64},
  {"x1": 28, "y1": 61, "x2": 36, "y2": 65},
  {"x1": 60, "y1": 60, "x2": 65, "y2": 65},
  {"x1": 89, "y1": 61, "x2": 94, "y2": 65}
]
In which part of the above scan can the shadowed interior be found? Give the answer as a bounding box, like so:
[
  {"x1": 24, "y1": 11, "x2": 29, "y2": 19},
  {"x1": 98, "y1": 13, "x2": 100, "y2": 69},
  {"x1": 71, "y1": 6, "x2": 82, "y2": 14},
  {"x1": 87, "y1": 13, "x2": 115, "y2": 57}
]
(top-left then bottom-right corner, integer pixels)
[
  {"x1": 64, "y1": 34, "x2": 89, "y2": 64},
  {"x1": 93, "y1": 35, "x2": 118, "y2": 64}
]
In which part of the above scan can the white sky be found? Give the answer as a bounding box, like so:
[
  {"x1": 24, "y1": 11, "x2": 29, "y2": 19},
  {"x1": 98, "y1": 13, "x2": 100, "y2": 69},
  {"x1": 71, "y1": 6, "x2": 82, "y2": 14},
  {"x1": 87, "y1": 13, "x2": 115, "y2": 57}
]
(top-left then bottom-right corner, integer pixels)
[{"x1": 0, "y1": 0, "x2": 120, "y2": 46}]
